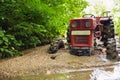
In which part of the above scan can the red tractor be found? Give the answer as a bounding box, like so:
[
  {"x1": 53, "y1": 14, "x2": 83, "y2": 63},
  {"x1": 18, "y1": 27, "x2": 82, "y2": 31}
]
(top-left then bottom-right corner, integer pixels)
[
  {"x1": 67, "y1": 12, "x2": 118, "y2": 58},
  {"x1": 67, "y1": 14, "x2": 95, "y2": 56}
]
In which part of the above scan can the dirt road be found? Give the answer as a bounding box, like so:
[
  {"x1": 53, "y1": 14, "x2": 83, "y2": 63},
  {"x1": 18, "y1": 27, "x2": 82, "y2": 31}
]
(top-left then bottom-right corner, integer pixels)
[{"x1": 0, "y1": 45, "x2": 115, "y2": 79}]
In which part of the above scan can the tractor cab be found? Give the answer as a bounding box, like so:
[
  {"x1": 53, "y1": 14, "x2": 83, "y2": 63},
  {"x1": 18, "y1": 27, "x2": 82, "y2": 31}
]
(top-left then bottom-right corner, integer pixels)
[{"x1": 67, "y1": 14, "x2": 96, "y2": 56}]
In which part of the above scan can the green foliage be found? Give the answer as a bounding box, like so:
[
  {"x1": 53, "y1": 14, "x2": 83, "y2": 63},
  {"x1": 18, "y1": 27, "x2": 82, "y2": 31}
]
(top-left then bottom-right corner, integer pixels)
[
  {"x1": 0, "y1": 30, "x2": 21, "y2": 58},
  {"x1": 0, "y1": 0, "x2": 88, "y2": 58},
  {"x1": 9, "y1": 22, "x2": 47, "y2": 49},
  {"x1": 112, "y1": 0, "x2": 120, "y2": 35}
]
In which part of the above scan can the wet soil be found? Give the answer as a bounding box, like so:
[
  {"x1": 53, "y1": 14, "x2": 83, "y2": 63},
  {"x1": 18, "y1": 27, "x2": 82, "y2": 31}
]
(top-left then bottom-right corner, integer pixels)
[
  {"x1": 0, "y1": 45, "x2": 116, "y2": 80},
  {"x1": 9, "y1": 71, "x2": 92, "y2": 80}
]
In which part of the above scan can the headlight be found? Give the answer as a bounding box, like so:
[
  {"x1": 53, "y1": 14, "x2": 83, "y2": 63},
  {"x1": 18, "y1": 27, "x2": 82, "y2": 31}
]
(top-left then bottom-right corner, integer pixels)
[
  {"x1": 85, "y1": 22, "x2": 91, "y2": 28},
  {"x1": 72, "y1": 21, "x2": 77, "y2": 27}
]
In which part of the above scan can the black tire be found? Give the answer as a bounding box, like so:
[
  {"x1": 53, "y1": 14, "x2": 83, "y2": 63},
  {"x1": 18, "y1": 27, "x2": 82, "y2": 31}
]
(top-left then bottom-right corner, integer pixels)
[
  {"x1": 83, "y1": 49, "x2": 91, "y2": 56},
  {"x1": 48, "y1": 46, "x2": 58, "y2": 54},
  {"x1": 70, "y1": 48, "x2": 77, "y2": 55},
  {"x1": 67, "y1": 27, "x2": 71, "y2": 43}
]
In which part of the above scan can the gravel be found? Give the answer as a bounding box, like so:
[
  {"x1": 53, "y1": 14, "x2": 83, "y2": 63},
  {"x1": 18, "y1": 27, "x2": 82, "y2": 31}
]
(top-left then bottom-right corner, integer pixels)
[{"x1": 0, "y1": 45, "x2": 115, "y2": 79}]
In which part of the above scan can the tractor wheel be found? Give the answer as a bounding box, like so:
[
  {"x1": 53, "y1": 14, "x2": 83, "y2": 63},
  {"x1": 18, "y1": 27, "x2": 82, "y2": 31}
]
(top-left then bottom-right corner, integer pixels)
[
  {"x1": 83, "y1": 49, "x2": 91, "y2": 56},
  {"x1": 106, "y1": 40, "x2": 118, "y2": 59},
  {"x1": 66, "y1": 27, "x2": 71, "y2": 44},
  {"x1": 59, "y1": 40, "x2": 65, "y2": 48},
  {"x1": 107, "y1": 51, "x2": 118, "y2": 59},
  {"x1": 48, "y1": 46, "x2": 58, "y2": 54},
  {"x1": 70, "y1": 48, "x2": 77, "y2": 55}
]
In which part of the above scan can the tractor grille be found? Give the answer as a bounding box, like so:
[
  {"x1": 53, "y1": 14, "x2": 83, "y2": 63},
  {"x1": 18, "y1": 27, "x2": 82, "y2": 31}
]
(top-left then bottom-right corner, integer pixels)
[{"x1": 74, "y1": 35, "x2": 89, "y2": 44}]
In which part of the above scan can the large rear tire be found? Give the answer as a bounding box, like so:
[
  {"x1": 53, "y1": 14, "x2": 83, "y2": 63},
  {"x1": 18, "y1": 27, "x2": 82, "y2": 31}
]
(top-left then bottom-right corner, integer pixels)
[{"x1": 106, "y1": 40, "x2": 118, "y2": 59}]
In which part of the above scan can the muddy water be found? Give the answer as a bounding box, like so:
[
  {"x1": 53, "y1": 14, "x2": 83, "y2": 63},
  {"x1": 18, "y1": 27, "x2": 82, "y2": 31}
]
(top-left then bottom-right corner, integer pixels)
[
  {"x1": 7, "y1": 66, "x2": 115, "y2": 80},
  {"x1": 8, "y1": 71, "x2": 91, "y2": 80}
]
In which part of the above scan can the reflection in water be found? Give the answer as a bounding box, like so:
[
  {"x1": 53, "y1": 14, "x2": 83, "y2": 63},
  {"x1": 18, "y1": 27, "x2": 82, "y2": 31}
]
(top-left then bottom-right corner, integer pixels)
[{"x1": 9, "y1": 71, "x2": 91, "y2": 80}]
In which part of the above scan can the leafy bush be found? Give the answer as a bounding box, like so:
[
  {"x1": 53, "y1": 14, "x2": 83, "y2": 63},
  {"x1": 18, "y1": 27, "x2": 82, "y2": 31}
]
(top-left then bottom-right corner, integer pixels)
[
  {"x1": 9, "y1": 22, "x2": 46, "y2": 49},
  {"x1": 0, "y1": 30, "x2": 21, "y2": 58}
]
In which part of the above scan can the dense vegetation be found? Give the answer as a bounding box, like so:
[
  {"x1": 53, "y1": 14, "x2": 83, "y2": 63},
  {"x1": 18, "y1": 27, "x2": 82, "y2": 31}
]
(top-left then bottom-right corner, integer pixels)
[
  {"x1": 0, "y1": 0, "x2": 88, "y2": 58},
  {"x1": 112, "y1": 0, "x2": 120, "y2": 34}
]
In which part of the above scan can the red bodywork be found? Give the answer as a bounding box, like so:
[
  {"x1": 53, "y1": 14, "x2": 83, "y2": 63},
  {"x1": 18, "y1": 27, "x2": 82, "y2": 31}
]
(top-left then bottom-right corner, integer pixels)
[
  {"x1": 70, "y1": 18, "x2": 95, "y2": 48},
  {"x1": 68, "y1": 12, "x2": 115, "y2": 56}
]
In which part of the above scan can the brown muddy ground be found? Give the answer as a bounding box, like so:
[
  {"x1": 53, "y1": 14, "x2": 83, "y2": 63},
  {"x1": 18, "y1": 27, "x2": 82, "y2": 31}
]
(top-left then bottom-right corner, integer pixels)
[{"x1": 0, "y1": 45, "x2": 115, "y2": 79}]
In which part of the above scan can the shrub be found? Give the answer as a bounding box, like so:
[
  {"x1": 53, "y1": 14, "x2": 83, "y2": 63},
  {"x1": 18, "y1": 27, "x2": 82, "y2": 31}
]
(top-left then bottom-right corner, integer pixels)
[{"x1": 0, "y1": 30, "x2": 21, "y2": 58}]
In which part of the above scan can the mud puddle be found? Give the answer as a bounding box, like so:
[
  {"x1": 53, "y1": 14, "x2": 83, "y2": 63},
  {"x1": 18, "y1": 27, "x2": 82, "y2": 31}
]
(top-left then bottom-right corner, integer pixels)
[
  {"x1": 5, "y1": 71, "x2": 91, "y2": 80},
  {"x1": 5, "y1": 65, "x2": 116, "y2": 80}
]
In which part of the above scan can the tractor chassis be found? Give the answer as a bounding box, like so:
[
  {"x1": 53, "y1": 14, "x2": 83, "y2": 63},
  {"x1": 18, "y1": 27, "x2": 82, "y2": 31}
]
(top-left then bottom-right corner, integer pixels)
[{"x1": 70, "y1": 47, "x2": 91, "y2": 56}]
